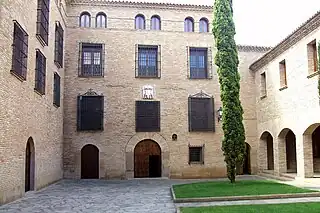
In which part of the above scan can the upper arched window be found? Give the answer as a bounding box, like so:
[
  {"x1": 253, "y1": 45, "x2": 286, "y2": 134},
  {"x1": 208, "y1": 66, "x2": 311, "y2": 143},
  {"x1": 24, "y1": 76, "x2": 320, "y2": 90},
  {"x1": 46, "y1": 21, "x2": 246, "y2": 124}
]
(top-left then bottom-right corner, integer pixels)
[
  {"x1": 184, "y1": 17, "x2": 194, "y2": 32},
  {"x1": 150, "y1": 15, "x2": 161, "y2": 30},
  {"x1": 96, "y1": 12, "x2": 107, "y2": 28},
  {"x1": 199, "y1": 18, "x2": 209, "y2": 32},
  {"x1": 80, "y1": 12, "x2": 91, "y2": 27},
  {"x1": 135, "y1": 14, "x2": 145, "y2": 30}
]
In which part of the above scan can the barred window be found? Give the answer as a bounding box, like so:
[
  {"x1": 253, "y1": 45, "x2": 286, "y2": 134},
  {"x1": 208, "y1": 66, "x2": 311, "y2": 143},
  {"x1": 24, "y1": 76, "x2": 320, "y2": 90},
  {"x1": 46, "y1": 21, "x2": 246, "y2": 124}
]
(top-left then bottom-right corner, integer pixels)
[
  {"x1": 77, "y1": 95, "x2": 104, "y2": 131},
  {"x1": 184, "y1": 17, "x2": 194, "y2": 32},
  {"x1": 135, "y1": 14, "x2": 145, "y2": 29},
  {"x1": 135, "y1": 45, "x2": 161, "y2": 78},
  {"x1": 11, "y1": 21, "x2": 28, "y2": 81},
  {"x1": 136, "y1": 101, "x2": 160, "y2": 132},
  {"x1": 36, "y1": 0, "x2": 50, "y2": 46},
  {"x1": 54, "y1": 22, "x2": 64, "y2": 68},
  {"x1": 53, "y1": 72, "x2": 61, "y2": 107},
  {"x1": 150, "y1": 15, "x2": 161, "y2": 30},
  {"x1": 188, "y1": 97, "x2": 214, "y2": 132},
  {"x1": 188, "y1": 145, "x2": 204, "y2": 164},
  {"x1": 79, "y1": 43, "x2": 104, "y2": 77},
  {"x1": 80, "y1": 12, "x2": 91, "y2": 27},
  {"x1": 96, "y1": 13, "x2": 106, "y2": 28},
  {"x1": 189, "y1": 48, "x2": 208, "y2": 79},
  {"x1": 35, "y1": 50, "x2": 46, "y2": 95},
  {"x1": 199, "y1": 18, "x2": 209, "y2": 33}
]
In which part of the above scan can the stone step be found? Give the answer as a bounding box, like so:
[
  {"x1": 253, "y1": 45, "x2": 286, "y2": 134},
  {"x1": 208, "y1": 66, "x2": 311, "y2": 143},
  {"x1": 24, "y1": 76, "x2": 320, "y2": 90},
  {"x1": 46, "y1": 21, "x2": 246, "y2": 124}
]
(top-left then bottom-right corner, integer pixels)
[{"x1": 259, "y1": 172, "x2": 293, "y2": 181}]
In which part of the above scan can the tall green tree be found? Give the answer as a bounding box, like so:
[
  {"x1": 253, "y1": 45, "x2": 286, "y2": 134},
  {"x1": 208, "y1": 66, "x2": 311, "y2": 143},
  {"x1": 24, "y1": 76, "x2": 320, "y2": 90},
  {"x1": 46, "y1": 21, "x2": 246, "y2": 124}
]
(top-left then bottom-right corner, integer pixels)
[{"x1": 212, "y1": 0, "x2": 246, "y2": 183}]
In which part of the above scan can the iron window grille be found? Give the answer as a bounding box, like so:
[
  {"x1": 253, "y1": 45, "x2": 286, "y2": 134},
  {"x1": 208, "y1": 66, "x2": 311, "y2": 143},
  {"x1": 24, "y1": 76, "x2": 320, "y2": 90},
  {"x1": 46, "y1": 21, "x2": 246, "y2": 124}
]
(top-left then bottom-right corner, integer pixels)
[
  {"x1": 135, "y1": 101, "x2": 160, "y2": 132},
  {"x1": 189, "y1": 47, "x2": 208, "y2": 79},
  {"x1": 53, "y1": 72, "x2": 61, "y2": 107},
  {"x1": 135, "y1": 45, "x2": 161, "y2": 78},
  {"x1": 188, "y1": 95, "x2": 215, "y2": 132},
  {"x1": 188, "y1": 144, "x2": 205, "y2": 164},
  {"x1": 34, "y1": 50, "x2": 46, "y2": 95},
  {"x1": 11, "y1": 21, "x2": 28, "y2": 81},
  {"x1": 78, "y1": 43, "x2": 104, "y2": 77},
  {"x1": 54, "y1": 22, "x2": 64, "y2": 68},
  {"x1": 77, "y1": 94, "x2": 104, "y2": 131},
  {"x1": 36, "y1": 0, "x2": 50, "y2": 46}
]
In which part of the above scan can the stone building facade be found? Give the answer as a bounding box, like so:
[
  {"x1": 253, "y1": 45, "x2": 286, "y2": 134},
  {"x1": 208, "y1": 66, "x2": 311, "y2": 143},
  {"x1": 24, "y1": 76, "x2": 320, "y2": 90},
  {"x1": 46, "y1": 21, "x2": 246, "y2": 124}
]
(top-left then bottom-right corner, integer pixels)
[{"x1": 0, "y1": 0, "x2": 319, "y2": 205}]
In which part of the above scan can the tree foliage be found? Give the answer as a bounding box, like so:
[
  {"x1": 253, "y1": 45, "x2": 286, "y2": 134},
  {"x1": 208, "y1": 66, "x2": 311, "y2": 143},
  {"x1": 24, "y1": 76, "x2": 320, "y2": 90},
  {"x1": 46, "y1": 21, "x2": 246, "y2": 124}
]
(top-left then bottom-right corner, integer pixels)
[{"x1": 212, "y1": 0, "x2": 246, "y2": 183}]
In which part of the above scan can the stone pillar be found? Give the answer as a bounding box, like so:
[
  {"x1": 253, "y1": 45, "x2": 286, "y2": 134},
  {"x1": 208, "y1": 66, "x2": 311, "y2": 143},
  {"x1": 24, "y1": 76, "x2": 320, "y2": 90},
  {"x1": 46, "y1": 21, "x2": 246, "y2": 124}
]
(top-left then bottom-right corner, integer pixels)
[
  {"x1": 303, "y1": 134, "x2": 314, "y2": 177},
  {"x1": 258, "y1": 138, "x2": 267, "y2": 171},
  {"x1": 274, "y1": 137, "x2": 286, "y2": 176},
  {"x1": 296, "y1": 134, "x2": 305, "y2": 178}
]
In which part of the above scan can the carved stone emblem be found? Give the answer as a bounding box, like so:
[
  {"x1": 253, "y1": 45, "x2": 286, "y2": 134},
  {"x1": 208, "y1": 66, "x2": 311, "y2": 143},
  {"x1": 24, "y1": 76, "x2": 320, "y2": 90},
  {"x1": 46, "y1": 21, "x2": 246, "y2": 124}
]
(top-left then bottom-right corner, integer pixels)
[{"x1": 142, "y1": 85, "x2": 154, "y2": 99}]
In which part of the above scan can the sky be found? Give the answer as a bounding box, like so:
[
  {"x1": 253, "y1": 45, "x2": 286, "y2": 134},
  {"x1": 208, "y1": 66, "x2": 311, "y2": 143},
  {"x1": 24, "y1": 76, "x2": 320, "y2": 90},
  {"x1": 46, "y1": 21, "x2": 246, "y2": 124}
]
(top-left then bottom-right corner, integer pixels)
[{"x1": 114, "y1": 0, "x2": 320, "y2": 46}]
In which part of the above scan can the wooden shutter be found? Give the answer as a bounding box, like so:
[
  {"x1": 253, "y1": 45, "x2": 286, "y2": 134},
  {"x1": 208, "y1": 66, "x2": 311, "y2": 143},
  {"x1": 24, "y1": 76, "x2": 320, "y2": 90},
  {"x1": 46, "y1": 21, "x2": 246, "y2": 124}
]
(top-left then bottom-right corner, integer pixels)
[
  {"x1": 136, "y1": 101, "x2": 160, "y2": 132},
  {"x1": 186, "y1": 46, "x2": 190, "y2": 78},
  {"x1": 188, "y1": 97, "x2": 192, "y2": 131},
  {"x1": 157, "y1": 45, "x2": 161, "y2": 78},
  {"x1": 53, "y1": 73, "x2": 61, "y2": 107},
  {"x1": 77, "y1": 96, "x2": 81, "y2": 131},
  {"x1": 135, "y1": 44, "x2": 139, "y2": 77},
  {"x1": 207, "y1": 47, "x2": 213, "y2": 79},
  {"x1": 189, "y1": 97, "x2": 214, "y2": 132}
]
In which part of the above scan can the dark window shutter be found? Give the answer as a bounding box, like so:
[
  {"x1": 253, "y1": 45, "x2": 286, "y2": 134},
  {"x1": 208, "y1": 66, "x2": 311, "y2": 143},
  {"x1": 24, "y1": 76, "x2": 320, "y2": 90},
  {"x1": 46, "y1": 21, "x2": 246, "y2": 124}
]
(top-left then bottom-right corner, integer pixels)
[
  {"x1": 77, "y1": 96, "x2": 81, "y2": 130},
  {"x1": 189, "y1": 97, "x2": 215, "y2": 132},
  {"x1": 136, "y1": 101, "x2": 160, "y2": 132},
  {"x1": 188, "y1": 97, "x2": 192, "y2": 131},
  {"x1": 53, "y1": 73, "x2": 61, "y2": 107}
]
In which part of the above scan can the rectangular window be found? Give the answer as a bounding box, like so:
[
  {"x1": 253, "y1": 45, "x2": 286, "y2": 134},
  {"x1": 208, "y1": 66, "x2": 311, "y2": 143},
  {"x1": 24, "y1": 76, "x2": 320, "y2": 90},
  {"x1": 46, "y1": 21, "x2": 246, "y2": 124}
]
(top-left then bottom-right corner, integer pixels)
[
  {"x1": 77, "y1": 95, "x2": 104, "y2": 131},
  {"x1": 35, "y1": 50, "x2": 46, "y2": 95},
  {"x1": 189, "y1": 47, "x2": 208, "y2": 79},
  {"x1": 279, "y1": 60, "x2": 287, "y2": 88},
  {"x1": 54, "y1": 22, "x2": 64, "y2": 68},
  {"x1": 135, "y1": 101, "x2": 160, "y2": 132},
  {"x1": 11, "y1": 21, "x2": 28, "y2": 81},
  {"x1": 188, "y1": 97, "x2": 214, "y2": 132},
  {"x1": 307, "y1": 40, "x2": 318, "y2": 74},
  {"x1": 135, "y1": 45, "x2": 160, "y2": 78},
  {"x1": 188, "y1": 145, "x2": 204, "y2": 164},
  {"x1": 36, "y1": 0, "x2": 50, "y2": 46},
  {"x1": 79, "y1": 43, "x2": 104, "y2": 77},
  {"x1": 53, "y1": 72, "x2": 61, "y2": 107},
  {"x1": 260, "y1": 72, "x2": 267, "y2": 98}
]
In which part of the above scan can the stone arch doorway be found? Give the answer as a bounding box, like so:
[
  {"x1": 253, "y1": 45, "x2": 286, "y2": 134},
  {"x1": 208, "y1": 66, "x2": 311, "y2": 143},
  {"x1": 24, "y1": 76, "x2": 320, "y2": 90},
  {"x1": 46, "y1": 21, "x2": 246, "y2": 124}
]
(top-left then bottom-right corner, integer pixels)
[
  {"x1": 81, "y1": 144, "x2": 99, "y2": 179},
  {"x1": 260, "y1": 131, "x2": 274, "y2": 171},
  {"x1": 303, "y1": 123, "x2": 320, "y2": 177},
  {"x1": 279, "y1": 128, "x2": 297, "y2": 173},
  {"x1": 25, "y1": 137, "x2": 35, "y2": 192},
  {"x1": 134, "y1": 140, "x2": 161, "y2": 178},
  {"x1": 312, "y1": 126, "x2": 320, "y2": 173}
]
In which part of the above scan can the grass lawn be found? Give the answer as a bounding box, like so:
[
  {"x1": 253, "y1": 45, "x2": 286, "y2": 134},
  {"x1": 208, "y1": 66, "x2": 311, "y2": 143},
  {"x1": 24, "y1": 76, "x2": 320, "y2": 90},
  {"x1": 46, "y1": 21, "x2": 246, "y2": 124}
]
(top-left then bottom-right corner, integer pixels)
[
  {"x1": 173, "y1": 180, "x2": 315, "y2": 198},
  {"x1": 180, "y1": 202, "x2": 320, "y2": 213}
]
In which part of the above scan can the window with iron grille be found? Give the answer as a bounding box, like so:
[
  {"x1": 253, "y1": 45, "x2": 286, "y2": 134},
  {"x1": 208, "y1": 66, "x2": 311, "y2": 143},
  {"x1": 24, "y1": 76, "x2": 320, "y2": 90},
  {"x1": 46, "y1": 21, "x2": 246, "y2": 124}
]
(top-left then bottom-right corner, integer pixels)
[
  {"x1": 53, "y1": 72, "x2": 61, "y2": 107},
  {"x1": 188, "y1": 145, "x2": 204, "y2": 164},
  {"x1": 136, "y1": 101, "x2": 160, "y2": 132},
  {"x1": 135, "y1": 45, "x2": 160, "y2": 78},
  {"x1": 77, "y1": 95, "x2": 104, "y2": 131},
  {"x1": 36, "y1": 0, "x2": 50, "y2": 46},
  {"x1": 188, "y1": 97, "x2": 214, "y2": 132},
  {"x1": 35, "y1": 50, "x2": 46, "y2": 95},
  {"x1": 189, "y1": 48, "x2": 208, "y2": 79},
  {"x1": 11, "y1": 21, "x2": 28, "y2": 81},
  {"x1": 79, "y1": 43, "x2": 104, "y2": 77},
  {"x1": 54, "y1": 22, "x2": 64, "y2": 68}
]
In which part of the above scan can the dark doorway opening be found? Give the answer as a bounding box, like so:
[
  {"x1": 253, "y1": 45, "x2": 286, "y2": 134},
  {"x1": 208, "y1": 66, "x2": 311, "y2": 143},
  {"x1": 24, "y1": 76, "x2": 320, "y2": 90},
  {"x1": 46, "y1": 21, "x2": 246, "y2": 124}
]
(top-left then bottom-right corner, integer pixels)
[
  {"x1": 81, "y1": 144, "x2": 99, "y2": 179},
  {"x1": 25, "y1": 137, "x2": 35, "y2": 192},
  {"x1": 134, "y1": 140, "x2": 161, "y2": 178},
  {"x1": 243, "y1": 143, "x2": 251, "y2": 174},
  {"x1": 285, "y1": 130, "x2": 297, "y2": 173},
  {"x1": 312, "y1": 126, "x2": 320, "y2": 173}
]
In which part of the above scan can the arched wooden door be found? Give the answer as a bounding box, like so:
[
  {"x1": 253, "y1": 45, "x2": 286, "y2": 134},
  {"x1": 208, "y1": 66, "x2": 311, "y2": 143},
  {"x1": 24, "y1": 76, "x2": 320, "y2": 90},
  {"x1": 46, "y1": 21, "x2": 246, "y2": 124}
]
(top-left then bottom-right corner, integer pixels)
[
  {"x1": 134, "y1": 140, "x2": 161, "y2": 178},
  {"x1": 81, "y1": 144, "x2": 99, "y2": 179},
  {"x1": 25, "y1": 137, "x2": 35, "y2": 192}
]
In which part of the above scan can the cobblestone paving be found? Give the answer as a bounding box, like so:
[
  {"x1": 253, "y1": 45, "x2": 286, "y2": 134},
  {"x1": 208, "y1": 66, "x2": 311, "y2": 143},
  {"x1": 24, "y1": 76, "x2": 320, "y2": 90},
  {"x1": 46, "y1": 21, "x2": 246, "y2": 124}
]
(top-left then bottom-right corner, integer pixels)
[{"x1": 0, "y1": 176, "x2": 263, "y2": 213}]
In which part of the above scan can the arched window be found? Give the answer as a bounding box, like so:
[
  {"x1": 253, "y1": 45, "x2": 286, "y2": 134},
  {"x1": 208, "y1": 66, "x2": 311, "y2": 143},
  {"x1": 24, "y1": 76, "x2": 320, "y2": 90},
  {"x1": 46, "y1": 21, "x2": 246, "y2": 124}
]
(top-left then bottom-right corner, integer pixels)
[
  {"x1": 150, "y1": 15, "x2": 161, "y2": 30},
  {"x1": 184, "y1": 17, "x2": 194, "y2": 32},
  {"x1": 96, "y1": 13, "x2": 106, "y2": 28},
  {"x1": 80, "y1": 12, "x2": 91, "y2": 27},
  {"x1": 135, "y1": 14, "x2": 145, "y2": 30},
  {"x1": 199, "y1": 18, "x2": 209, "y2": 32}
]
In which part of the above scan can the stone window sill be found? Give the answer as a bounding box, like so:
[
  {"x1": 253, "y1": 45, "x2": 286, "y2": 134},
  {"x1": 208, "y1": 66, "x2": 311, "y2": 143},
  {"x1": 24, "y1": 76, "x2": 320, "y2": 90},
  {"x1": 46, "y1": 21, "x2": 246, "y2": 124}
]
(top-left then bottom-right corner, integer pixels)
[
  {"x1": 279, "y1": 86, "x2": 288, "y2": 91},
  {"x1": 307, "y1": 71, "x2": 320, "y2": 79}
]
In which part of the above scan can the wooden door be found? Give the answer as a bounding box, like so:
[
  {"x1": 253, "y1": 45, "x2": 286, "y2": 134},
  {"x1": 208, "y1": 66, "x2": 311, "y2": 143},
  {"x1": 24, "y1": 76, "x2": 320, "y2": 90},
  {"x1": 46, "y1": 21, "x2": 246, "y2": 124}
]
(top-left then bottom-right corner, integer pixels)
[
  {"x1": 134, "y1": 140, "x2": 161, "y2": 178},
  {"x1": 81, "y1": 144, "x2": 99, "y2": 179},
  {"x1": 25, "y1": 143, "x2": 31, "y2": 192}
]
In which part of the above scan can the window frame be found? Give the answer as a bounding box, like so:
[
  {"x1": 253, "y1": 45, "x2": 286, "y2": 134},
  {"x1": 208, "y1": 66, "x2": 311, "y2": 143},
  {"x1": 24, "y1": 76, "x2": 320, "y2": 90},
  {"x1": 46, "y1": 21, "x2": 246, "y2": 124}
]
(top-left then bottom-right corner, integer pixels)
[
  {"x1": 53, "y1": 72, "x2": 61, "y2": 107},
  {"x1": 78, "y1": 43, "x2": 104, "y2": 77},
  {"x1": 260, "y1": 72, "x2": 267, "y2": 98},
  {"x1": 188, "y1": 144, "x2": 205, "y2": 164},
  {"x1": 135, "y1": 14, "x2": 146, "y2": 30},
  {"x1": 307, "y1": 40, "x2": 318, "y2": 74},
  {"x1": 96, "y1": 12, "x2": 107, "y2": 28},
  {"x1": 184, "y1": 17, "x2": 194, "y2": 32},
  {"x1": 279, "y1": 59, "x2": 287, "y2": 89},
  {"x1": 11, "y1": 21, "x2": 28, "y2": 81},
  {"x1": 199, "y1": 18, "x2": 209, "y2": 33},
  {"x1": 189, "y1": 47, "x2": 208, "y2": 79},
  {"x1": 136, "y1": 45, "x2": 160, "y2": 78},
  {"x1": 36, "y1": 0, "x2": 50, "y2": 46},
  {"x1": 150, "y1": 15, "x2": 161, "y2": 30},
  {"x1": 54, "y1": 22, "x2": 64, "y2": 68},
  {"x1": 34, "y1": 49, "x2": 46, "y2": 95},
  {"x1": 79, "y1": 12, "x2": 91, "y2": 28}
]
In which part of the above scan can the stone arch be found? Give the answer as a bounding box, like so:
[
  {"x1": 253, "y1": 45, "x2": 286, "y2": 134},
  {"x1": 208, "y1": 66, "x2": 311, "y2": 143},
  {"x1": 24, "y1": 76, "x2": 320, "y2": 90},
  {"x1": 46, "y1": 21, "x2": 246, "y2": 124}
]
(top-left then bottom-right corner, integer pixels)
[
  {"x1": 125, "y1": 133, "x2": 169, "y2": 179},
  {"x1": 25, "y1": 137, "x2": 35, "y2": 192},
  {"x1": 278, "y1": 128, "x2": 297, "y2": 173},
  {"x1": 303, "y1": 123, "x2": 320, "y2": 177},
  {"x1": 259, "y1": 131, "x2": 274, "y2": 171}
]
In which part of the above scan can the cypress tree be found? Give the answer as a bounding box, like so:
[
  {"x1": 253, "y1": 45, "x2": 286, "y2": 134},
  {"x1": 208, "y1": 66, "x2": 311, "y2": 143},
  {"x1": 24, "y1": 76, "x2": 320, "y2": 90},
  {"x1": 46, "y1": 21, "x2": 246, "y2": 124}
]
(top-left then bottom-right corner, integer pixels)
[{"x1": 212, "y1": 0, "x2": 246, "y2": 183}]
